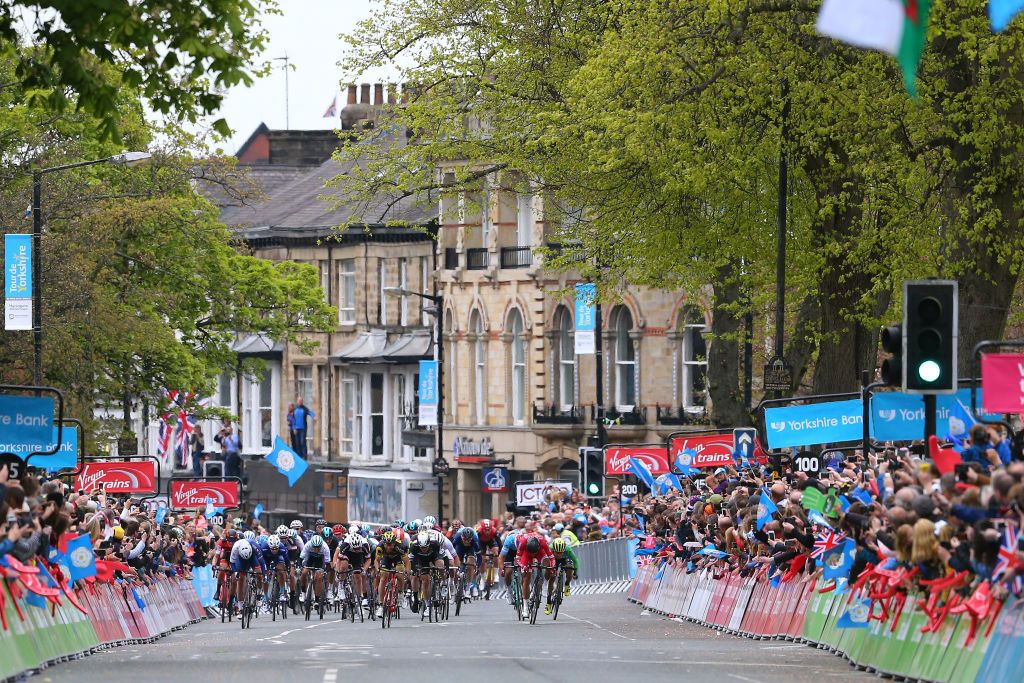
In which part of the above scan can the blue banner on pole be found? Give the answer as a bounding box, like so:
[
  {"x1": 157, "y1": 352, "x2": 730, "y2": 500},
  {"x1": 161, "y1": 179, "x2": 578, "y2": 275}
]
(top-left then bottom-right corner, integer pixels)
[
  {"x1": 4, "y1": 233, "x2": 32, "y2": 331},
  {"x1": 763, "y1": 399, "x2": 863, "y2": 449},
  {"x1": 418, "y1": 359, "x2": 438, "y2": 426},
  {"x1": 870, "y1": 389, "x2": 995, "y2": 442},
  {"x1": 574, "y1": 283, "x2": 596, "y2": 355},
  {"x1": 24, "y1": 427, "x2": 78, "y2": 471},
  {"x1": 0, "y1": 395, "x2": 55, "y2": 452}
]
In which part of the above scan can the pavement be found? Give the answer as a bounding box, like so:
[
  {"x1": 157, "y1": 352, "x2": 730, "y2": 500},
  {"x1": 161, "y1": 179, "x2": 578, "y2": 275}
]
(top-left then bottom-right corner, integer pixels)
[{"x1": 39, "y1": 591, "x2": 875, "y2": 683}]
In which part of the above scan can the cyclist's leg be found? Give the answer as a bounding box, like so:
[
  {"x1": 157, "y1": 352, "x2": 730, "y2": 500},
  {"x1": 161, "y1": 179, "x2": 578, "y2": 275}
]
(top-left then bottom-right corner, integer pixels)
[{"x1": 465, "y1": 553, "x2": 477, "y2": 587}]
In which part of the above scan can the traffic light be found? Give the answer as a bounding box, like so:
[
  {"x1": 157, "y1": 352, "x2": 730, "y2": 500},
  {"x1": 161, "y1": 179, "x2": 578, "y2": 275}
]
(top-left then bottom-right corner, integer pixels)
[
  {"x1": 904, "y1": 280, "x2": 958, "y2": 394},
  {"x1": 579, "y1": 447, "x2": 604, "y2": 497},
  {"x1": 879, "y1": 324, "x2": 903, "y2": 387}
]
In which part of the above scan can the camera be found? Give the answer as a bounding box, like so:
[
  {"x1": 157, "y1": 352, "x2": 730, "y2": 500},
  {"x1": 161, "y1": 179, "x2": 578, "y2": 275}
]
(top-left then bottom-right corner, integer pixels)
[{"x1": 955, "y1": 463, "x2": 971, "y2": 483}]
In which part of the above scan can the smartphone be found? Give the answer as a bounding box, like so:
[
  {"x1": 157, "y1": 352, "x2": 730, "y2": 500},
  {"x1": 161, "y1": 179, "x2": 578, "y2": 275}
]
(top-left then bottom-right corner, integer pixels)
[{"x1": 767, "y1": 530, "x2": 776, "y2": 542}]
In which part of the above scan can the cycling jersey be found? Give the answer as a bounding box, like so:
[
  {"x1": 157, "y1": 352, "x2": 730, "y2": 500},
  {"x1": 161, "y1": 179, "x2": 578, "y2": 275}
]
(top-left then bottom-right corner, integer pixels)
[
  {"x1": 453, "y1": 530, "x2": 481, "y2": 560},
  {"x1": 338, "y1": 540, "x2": 371, "y2": 567},
  {"x1": 260, "y1": 545, "x2": 289, "y2": 567},
  {"x1": 551, "y1": 546, "x2": 580, "y2": 572},
  {"x1": 476, "y1": 525, "x2": 498, "y2": 548},
  {"x1": 283, "y1": 535, "x2": 302, "y2": 562},
  {"x1": 514, "y1": 533, "x2": 552, "y2": 570},
  {"x1": 498, "y1": 530, "x2": 521, "y2": 563},
  {"x1": 229, "y1": 540, "x2": 266, "y2": 573},
  {"x1": 300, "y1": 540, "x2": 329, "y2": 569},
  {"x1": 375, "y1": 543, "x2": 407, "y2": 571}
]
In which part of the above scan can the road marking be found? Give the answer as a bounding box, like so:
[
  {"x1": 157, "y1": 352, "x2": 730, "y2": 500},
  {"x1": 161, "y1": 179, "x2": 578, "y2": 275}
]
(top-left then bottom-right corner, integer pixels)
[
  {"x1": 760, "y1": 644, "x2": 805, "y2": 650},
  {"x1": 728, "y1": 674, "x2": 764, "y2": 683},
  {"x1": 256, "y1": 619, "x2": 346, "y2": 642},
  {"x1": 560, "y1": 612, "x2": 634, "y2": 640},
  {"x1": 323, "y1": 668, "x2": 337, "y2": 683}
]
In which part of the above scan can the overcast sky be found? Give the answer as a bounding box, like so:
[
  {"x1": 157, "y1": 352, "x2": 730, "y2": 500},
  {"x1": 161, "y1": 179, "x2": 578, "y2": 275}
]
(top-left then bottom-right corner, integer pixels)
[{"x1": 204, "y1": 0, "x2": 379, "y2": 154}]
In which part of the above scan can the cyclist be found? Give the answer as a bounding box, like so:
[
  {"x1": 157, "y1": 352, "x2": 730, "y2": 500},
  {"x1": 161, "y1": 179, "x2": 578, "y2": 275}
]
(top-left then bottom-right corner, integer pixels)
[
  {"x1": 545, "y1": 537, "x2": 579, "y2": 614},
  {"x1": 299, "y1": 534, "x2": 329, "y2": 606},
  {"x1": 281, "y1": 527, "x2": 303, "y2": 609},
  {"x1": 497, "y1": 525, "x2": 523, "y2": 603},
  {"x1": 373, "y1": 531, "x2": 410, "y2": 617},
  {"x1": 514, "y1": 525, "x2": 552, "y2": 607},
  {"x1": 476, "y1": 519, "x2": 500, "y2": 597},
  {"x1": 260, "y1": 534, "x2": 290, "y2": 605},
  {"x1": 453, "y1": 526, "x2": 481, "y2": 599},
  {"x1": 215, "y1": 528, "x2": 239, "y2": 607},
  {"x1": 423, "y1": 515, "x2": 438, "y2": 531},
  {"x1": 552, "y1": 522, "x2": 581, "y2": 548},
  {"x1": 290, "y1": 519, "x2": 306, "y2": 542},
  {"x1": 409, "y1": 529, "x2": 443, "y2": 612},
  {"x1": 230, "y1": 536, "x2": 265, "y2": 610},
  {"x1": 321, "y1": 527, "x2": 340, "y2": 588},
  {"x1": 334, "y1": 532, "x2": 372, "y2": 608},
  {"x1": 446, "y1": 518, "x2": 463, "y2": 539}
]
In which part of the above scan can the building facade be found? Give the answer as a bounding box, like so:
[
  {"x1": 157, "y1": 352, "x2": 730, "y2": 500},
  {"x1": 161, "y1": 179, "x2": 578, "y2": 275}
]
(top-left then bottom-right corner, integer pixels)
[{"x1": 435, "y1": 170, "x2": 713, "y2": 521}]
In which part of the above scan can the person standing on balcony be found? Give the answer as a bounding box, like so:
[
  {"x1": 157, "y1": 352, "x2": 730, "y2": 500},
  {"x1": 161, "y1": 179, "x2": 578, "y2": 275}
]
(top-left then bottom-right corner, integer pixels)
[{"x1": 292, "y1": 396, "x2": 315, "y2": 459}]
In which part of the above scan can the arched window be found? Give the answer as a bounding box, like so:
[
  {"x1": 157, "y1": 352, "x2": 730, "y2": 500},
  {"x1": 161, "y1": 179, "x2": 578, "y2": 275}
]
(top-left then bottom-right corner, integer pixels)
[
  {"x1": 679, "y1": 307, "x2": 708, "y2": 411},
  {"x1": 508, "y1": 309, "x2": 526, "y2": 423},
  {"x1": 470, "y1": 310, "x2": 486, "y2": 424},
  {"x1": 553, "y1": 307, "x2": 575, "y2": 411},
  {"x1": 613, "y1": 308, "x2": 636, "y2": 409}
]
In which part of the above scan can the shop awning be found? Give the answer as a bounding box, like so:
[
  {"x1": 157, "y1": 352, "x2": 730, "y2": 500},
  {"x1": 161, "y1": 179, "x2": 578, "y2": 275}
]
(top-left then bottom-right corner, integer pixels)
[
  {"x1": 230, "y1": 333, "x2": 283, "y2": 359},
  {"x1": 332, "y1": 330, "x2": 388, "y2": 363},
  {"x1": 379, "y1": 331, "x2": 433, "y2": 363},
  {"x1": 332, "y1": 330, "x2": 433, "y2": 364}
]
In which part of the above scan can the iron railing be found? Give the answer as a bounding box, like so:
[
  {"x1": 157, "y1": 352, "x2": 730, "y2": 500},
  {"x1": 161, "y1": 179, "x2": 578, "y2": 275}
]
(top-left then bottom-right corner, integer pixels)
[
  {"x1": 533, "y1": 404, "x2": 583, "y2": 424},
  {"x1": 466, "y1": 248, "x2": 489, "y2": 270},
  {"x1": 500, "y1": 246, "x2": 533, "y2": 269}
]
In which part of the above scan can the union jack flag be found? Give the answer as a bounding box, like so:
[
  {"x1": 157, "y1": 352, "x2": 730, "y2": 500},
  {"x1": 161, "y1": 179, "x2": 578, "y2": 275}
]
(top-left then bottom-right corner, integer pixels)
[
  {"x1": 810, "y1": 529, "x2": 847, "y2": 560},
  {"x1": 994, "y1": 525, "x2": 1024, "y2": 594},
  {"x1": 156, "y1": 414, "x2": 172, "y2": 464}
]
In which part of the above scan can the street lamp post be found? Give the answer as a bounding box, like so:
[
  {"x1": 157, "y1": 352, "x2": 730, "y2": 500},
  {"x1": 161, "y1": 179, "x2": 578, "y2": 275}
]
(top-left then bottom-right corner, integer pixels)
[
  {"x1": 384, "y1": 286, "x2": 444, "y2": 522},
  {"x1": 31, "y1": 151, "x2": 152, "y2": 385}
]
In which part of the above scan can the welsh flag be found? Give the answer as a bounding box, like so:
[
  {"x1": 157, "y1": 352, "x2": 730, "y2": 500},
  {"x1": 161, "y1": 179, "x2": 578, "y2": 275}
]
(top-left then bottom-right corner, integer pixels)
[{"x1": 816, "y1": 0, "x2": 932, "y2": 95}]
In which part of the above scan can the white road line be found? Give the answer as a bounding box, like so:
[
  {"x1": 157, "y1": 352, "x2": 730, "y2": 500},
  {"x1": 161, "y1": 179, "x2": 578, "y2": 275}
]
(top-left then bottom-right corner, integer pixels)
[
  {"x1": 256, "y1": 619, "x2": 346, "y2": 642},
  {"x1": 560, "y1": 612, "x2": 635, "y2": 640},
  {"x1": 729, "y1": 674, "x2": 764, "y2": 683},
  {"x1": 323, "y1": 668, "x2": 338, "y2": 683}
]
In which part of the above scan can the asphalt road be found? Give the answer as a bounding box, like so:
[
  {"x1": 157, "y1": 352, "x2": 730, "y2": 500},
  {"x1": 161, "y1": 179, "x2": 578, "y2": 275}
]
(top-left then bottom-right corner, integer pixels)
[{"x1": 39, "y1": 592, "x2": 874, "y2": 683}]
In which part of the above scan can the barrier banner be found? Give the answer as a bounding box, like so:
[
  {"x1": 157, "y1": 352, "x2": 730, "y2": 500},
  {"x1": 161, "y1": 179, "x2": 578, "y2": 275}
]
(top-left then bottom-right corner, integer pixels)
[
  {"x1": 191, "y1": 565, "x2": 217, "y2": 607},
  {"x1": 975, "y1": 598, "x2": 1024, "y2": 681}
]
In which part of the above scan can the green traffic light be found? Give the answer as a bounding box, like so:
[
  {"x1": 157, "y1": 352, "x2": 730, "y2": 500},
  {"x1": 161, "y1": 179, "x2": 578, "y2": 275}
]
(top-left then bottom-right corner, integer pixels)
[
  {"x1": 587, "y1": 483, "x2": 600, "y2": 495},
  {"x1": 918, "y1": 360, "x2": 941, "y2": 383}
]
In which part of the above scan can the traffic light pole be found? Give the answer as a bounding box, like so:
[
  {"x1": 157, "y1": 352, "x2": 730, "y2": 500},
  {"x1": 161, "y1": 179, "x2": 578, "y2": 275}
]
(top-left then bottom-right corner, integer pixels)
[
  {"x1": 595, "y1": 300, "x2": 607, "y2": 449},
  {"x1": 923, "y1": 395, "x2": 937, "y2": 440}
]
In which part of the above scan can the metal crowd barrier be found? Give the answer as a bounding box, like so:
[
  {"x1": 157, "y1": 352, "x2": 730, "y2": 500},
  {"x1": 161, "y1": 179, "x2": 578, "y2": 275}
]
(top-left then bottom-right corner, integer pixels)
[{"x1": 574, "y1": 536, "x2": 633, "y2": 584}]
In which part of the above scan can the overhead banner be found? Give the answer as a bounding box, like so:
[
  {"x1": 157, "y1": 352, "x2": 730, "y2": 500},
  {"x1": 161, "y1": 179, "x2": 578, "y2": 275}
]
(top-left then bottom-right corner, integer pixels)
[
  {"x1": 668, "y1": 433, "x2": 735, "y2": 468},
  {"x1": 24, "y1": 427, "x2": 78, "y2": 471},
  {"x1": 763, "y1": 399, "x2": 864, "y2": 449},
  {"x1": 981, "y1": 354, "x2": 1024, "y2": 413},
  {"x1": 0, "y1": 394, "x2": 54, "y2": 451},
  {"x1": 870, "y1": 389, "x2": 990, "y2": 441},
  {"x1": 574, "y1": 283, "x2": 596, "y2": 355},
  {"x1": 4, "y1": 233, "x2": 32, "y2": 330},
  {"x1": 170, "y1": 479, "x2": 240, "y2": 509},
  {"x1": 516, "y1": 481, "x2": 572, "y2": 507},
  {"x1": 417, "y1": 360, "x2": 438, "y2": 426},
  {"x1": 604, "y1": 446, "x2": 669, "y2": 475},
  {"x1": 75, "y1": 461, "x2": 157, "y2": 494}
]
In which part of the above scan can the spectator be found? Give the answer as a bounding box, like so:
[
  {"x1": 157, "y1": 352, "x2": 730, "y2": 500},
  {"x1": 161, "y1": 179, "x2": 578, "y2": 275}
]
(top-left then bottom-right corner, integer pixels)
[
  {"x1": 286, "y1": 402, "x2": 296, "y2": 450},
  {"x1": 215, "y1": 419, "x2": 242, "y2": 478},
  {"x1": 292, "y1": 396, "x2": 314, "y2": 458},
  {"x1": 190, "y1": 425, "x2": 205, "y2": 477}
]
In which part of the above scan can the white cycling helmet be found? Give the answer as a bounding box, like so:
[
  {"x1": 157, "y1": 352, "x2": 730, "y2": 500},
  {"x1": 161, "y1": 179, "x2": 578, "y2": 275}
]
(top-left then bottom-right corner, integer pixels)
[
  {"x1": 290, "y1": 520, "x2": 303, "y2": 529},
  {"x1": 237, "y1": 542, "x2": 253, "y2": 559},
  {"x1": 416, "y1": 531, "x2": 430, "y2": 546},
  {"x1": 347, "y1": 533, "x2": 365, "y2": 549},
  {"x1": 276, "y1": 525, "x2": 288, "y2": 535},
  {"x1": 310, "y1": 535, "x2": 324, "y2": 549},
  {"x1": 423, "y1": 515, "x2": 437, "y2": 528},
  {"x1": 288, "y1": 528, "x2": 297, "y2": 538},
  {"x1": 243, "y1": 530, "x2": 256, "y2": 541},
  {"x1": 268, "y1": 535, "x2": 281, "y2": 549}
]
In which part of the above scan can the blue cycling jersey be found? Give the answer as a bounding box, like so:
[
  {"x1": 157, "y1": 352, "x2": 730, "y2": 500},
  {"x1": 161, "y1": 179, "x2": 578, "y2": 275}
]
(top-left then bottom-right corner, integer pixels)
[
  {"x1": 499, "y1": 530, "x2": 520, "y2": 556},
  {"x1": 453, "y1": 530, "x2": 480, "y2": 556}
]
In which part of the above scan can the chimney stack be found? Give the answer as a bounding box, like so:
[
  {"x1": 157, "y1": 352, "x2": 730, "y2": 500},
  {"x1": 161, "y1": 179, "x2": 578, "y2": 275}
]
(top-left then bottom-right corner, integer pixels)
[
  {"x1": 387, "y1": 86, "x2": 396, "y2": 105},
  {"x1": 360, "y1": 83, "x2": 371, "y2": 104},
  {"x1": 347, "y1": 85, "x2": 357, "y2": 105},
  {"x1": 374, "y1": 83, "x2": 384, "y2": 105}
]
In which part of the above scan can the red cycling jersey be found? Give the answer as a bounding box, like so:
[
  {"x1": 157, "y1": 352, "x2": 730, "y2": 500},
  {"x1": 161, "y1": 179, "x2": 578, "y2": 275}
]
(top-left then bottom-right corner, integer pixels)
[
  {"x1": 476, "y1": 524, "x2": 496, "y2": 542},
  {"x1": 514, "y1": 532, "x2": 552, "y2": 569}
]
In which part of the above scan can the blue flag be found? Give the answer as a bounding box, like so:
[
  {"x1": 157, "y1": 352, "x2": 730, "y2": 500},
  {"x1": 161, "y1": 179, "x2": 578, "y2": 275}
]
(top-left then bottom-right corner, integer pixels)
[
  {"x1": 697, "y1": 545, "x2": 728, "y2": 559},
  {"x1": 131, "y1": 587, "x2": 146, "y2": 611},
  {"x1": 628, "y1": 457, "x2": 657, "y2": 491},
  {"x1": 654, "y1": 558, "x2": 668, "y2": 581},
  {"x1": 253, "y1": 503, "x2": 264, "y2": 520},
  {"x1": 674, "y1": 449, "x2": 699, "y2": 477},
  {"x1": 807, "y1": 509, "x2": 832, "y2": 528},
  {"x1": 756, "y1": 488, "x2": 778, "y2": 531},
  {"x1": 24, "y1": 562, "x2": 57, "y2": 609},
  {"x1": 822, "y1": 538, "x2": 857, "y2": 582},
  {"x1": 836, "y1": 596, "x2": 871, "y2": 629},
  {"x1": 154, "y1": 505, "x2": 168, "y2": 525},
  {"x1": 265, "y1": 435, "x2": 308, "y2": 487},
  {"x1": 991, "y1": 0, "x2": 1024, "y2": 31},
  {"x1": 851, "y1": 487, "x2": 873, "y2": 506},
  {"x1": 61, "y1": 533, "x2": 97, "y2": 581},
  {"x1": 204, "y1": 498, "x2": 215, "y2": 518},
  {"x1": 655, "y1": 473, "x2": 682, "y2": 495},
  {"x1": 945, "y1": 399, "x2": 976, "y2": 442}
]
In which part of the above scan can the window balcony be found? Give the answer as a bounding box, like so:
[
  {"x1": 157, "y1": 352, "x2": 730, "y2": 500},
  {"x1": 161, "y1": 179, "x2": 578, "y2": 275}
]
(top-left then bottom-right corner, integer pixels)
[
  {"x1": 466, "y1": 248, "x2": 489, "y2": 270},
  {"x1": 500, "y1": 246, "x2": 533, "y2": 269},
  {"x1": 593, "y1": 405, "x2": 647, "y2": 426},
  {"x1": 655, "y1": 404, "x2": 712, "y2": 426},
  {"x1": 532, "y1": 404, "x2": 583, "y2": 424},
  {"x1": 443, "y1": 247, "x2": 459, "y2": 270}
]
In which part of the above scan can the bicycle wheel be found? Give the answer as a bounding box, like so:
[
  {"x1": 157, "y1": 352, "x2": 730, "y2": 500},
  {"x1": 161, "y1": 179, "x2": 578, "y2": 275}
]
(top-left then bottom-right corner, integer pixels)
[
  {"x1": 455, "y1": 571, "x2": 465, "y2": 616},
  {"x1": 552, "y1": 569, "x2": 565, "y2": 621},
  {"x1": 269, "y1": 575, "x2": 279, "y2": 622},
  {"x1": 347, "y1": 581, "x2": 357, "y2": 623},
  {"x1": 304, "y1": 580, "x2": 313, "y2": 621},
  {"x1": 528, "y1": 568, "x2": 543, "y2": 625},
  {"x1": 511, "y1": 571, "x2": 523, "y2": 621}
]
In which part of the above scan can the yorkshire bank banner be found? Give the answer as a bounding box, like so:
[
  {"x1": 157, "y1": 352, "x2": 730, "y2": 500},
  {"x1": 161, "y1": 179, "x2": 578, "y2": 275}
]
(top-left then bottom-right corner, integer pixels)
[{"x1": 763, "y1": 400, "x2": 864, "y2": 449}]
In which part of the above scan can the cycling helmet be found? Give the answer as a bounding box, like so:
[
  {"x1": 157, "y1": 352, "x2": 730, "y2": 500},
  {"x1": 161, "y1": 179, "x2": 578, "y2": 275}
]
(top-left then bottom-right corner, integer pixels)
[
  {"x1": 309, "y1": 535, "x2": 324, "y2": 549},
  {"x1": 237, "y1": 542, "x2": 253, "y2": 559},
  {"x1": 268, "y1": 535, "x2": 281, "y2": 549},
  {"x1": 407, "y1": 521, "x2": 419, "y2": 533},
  {"x1": 243, "y1": 530, "x2": 256, "y2": 541},
  {"x1": 359, "y1": 524, "x2": 371, "y2": 537},
  {"x1": 316, "y1": 518, "x2": 328, "y2": 528},
  {"x1": 551, "y1": 538, "x2": 567, "y2": 553},
  {"x1": 289, "y1": 520, "x2": 303, "y2": 529},
  {"x1": 276, "y1": 525, "x2": 288, "y2": 535},
  {"x1": 553, "y1": 523, "x2": 565, "y2": 532},
  {"x1": 423, "y1": 515, "x2": 437, "y2": 529},
  {"x1": 348, "y1": 524, "x2": 360, "y2": 535},
  {"x1": 393, "y1": 519, "x2": 405, "y2": 529},
  {"x1": 322, "y1": 528, "x2": 332, "y2": 540},
  {"x1": 459, "y1": 527, "x2": 475, "y2": 541},
  {"x1": 348, "y1": 533, "x2": 366, "y2": 549},
  {"x1": 332, "y1": 523, "x2": 346, "y2": 536},
  {"x1": 381, "y1": 531, "x2": 396, "y2": 545},
  {"x1": 480, "y1": 519, "x2": 491, "y2": 529},
  {"x1": 288, "y1": 528, "x2": 298, "y2": 538},
  {"x1": 416, "y1": 531, "x2": 430, "y2": 546},
  {"x1": 225, "y1": 529, "x2": 238, "y2": 541},
  {"x1": 526, "y1": 537, "x2": 541, "y2": 553}
]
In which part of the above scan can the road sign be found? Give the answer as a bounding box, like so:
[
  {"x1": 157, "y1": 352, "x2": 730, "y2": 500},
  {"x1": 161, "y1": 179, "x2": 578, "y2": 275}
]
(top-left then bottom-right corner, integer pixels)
[
  {"x1": 117, "y1": 435, "x2": 139, "y2": 456},
  {"x1": 621, "y1": 484, "x2": 639, "y2": 496},
  {"x1": 432, "y1": 456, "x2": 450, "y2": 477},
  {"x1": 733, "y1": 428, "x2": 757, "y2": 459},
  {"x1": 0, "y1": 452, "x2": 28, "y2": 479},
  {"x1": 482, "y1": 466, "x2": 508, "y2": 493},
  {"x1": 763, "y1": 356, "x2": 793, "y2": 392},
  {"x1": 794, "y1": 452, "x2": 823, "y2": 475}
]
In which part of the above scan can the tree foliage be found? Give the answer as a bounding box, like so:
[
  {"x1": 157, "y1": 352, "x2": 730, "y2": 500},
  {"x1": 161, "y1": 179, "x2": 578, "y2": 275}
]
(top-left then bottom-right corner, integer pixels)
[
  {"x1": 335, "y1": 0, "x2": 1024, "y2": 421},
  {"x1": 0, "y1": 1, "x2": 277, "y2": 138}
]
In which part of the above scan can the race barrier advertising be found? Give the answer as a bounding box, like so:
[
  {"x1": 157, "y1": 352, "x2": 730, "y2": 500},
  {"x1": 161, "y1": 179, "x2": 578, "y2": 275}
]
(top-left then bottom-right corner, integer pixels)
[
  {"x1": 0, "y1": 575, "x2": 205, "y2": 681},
  {"x1": 628, "y1": 564, "x2": 1023, "y2": 682}
]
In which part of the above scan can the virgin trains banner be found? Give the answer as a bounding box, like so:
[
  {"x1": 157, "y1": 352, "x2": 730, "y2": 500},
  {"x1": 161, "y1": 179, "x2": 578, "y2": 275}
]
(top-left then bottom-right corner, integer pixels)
[
  {"x1": 668, "y1": 433, "x2": 735, "y2": 469},
  {"x1": 75, "y1": 461, "x2": 157, "y2": 493},
  {"x1": 604, "y1": 446, "x2": 669, "y2": 475},
  {"x1": 170, "y1": 479, "x2": 241, "y2": 509}
]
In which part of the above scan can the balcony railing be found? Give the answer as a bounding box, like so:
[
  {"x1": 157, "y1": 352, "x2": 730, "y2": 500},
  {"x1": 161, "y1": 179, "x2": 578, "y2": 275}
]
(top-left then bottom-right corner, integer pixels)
[
  {"x1": 543, "y1": 242, "x2": 587, "y2": 265},
  {"x1": 533, "y1": 404, "x2": 583, "y2": 424},
  {"x1": 591, "y1": 405, "x2": 647, "y2": 426},
  {"x1": 655, "y1": 404, "x2": 711, "y2": 426},
  {"x1": 466, "y1": 248, "x2": 489, "y2": 270},
  {"x1": 500, "y1": 246, "x2": 533, "y2": 269},
  {"x1": 444, "y1": 247, "x2": 459, "y2": 270}
]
